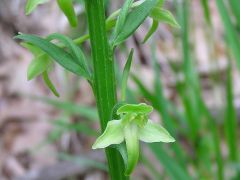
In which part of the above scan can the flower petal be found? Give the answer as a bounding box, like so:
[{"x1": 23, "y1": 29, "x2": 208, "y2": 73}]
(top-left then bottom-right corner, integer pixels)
[
  {"x1": 124, "y1": 124, "x2": 139, "y2": 175},
  {"x1": 139, "y1": 120, "x2": 175, "y2": 143},
  {"x1": 92, "y1": 120, "x2": 124, "y2": 149}
]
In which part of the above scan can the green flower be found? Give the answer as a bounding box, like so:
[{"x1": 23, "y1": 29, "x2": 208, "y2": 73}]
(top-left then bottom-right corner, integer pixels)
[{"x1": 92, "y1": 103, "x2": 175, "y2": 175}]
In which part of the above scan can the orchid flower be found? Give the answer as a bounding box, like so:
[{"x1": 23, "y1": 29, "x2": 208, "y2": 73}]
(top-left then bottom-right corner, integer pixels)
[{"x1": 92, "y1": 103, "x2": 175, "y2": 175}]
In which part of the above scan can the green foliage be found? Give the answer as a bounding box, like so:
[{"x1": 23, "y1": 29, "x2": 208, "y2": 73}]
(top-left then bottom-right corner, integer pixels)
[
  {"x1": 121, "y1": 49, "x2": 134, "y2": 101},
  {"x1": 57, "y1": 0, "x2": 78, "y2": 27},
  {"x1": 112, "y1": 0, "x2": 134, "y2": 40},
  {"x1": 150, "y1": 8, "x2": 180, "y2": 28},
  {"x1": 143, "y1": 20, "x2": 159, "y2": 43},
  {"x1": 42, "y1": 71, "x2": 60, "y2": 97},
  {"x1": 18, "y1": 0, "x2": 182, "y2": 179},
  {"x1": 216, "y1": 0, "x2": 240, "y2": 69},
  {"x1": 112, "y1": 0, "x2": 158, "y2": 46},
  {"x1": 16, "y1": 34, "x2": 92, "y2": 80},
  {"x1": 25, "y1": 0, "x2": 48, "y2": 15},
  {"x1": 21, "y1": 43, "x2": 52, "y2": 80}
]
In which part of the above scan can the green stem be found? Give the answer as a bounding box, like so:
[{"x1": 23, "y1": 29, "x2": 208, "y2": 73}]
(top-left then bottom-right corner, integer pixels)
[{"x1": 85, "y1": 0, "x2": 127, "y2": 179}]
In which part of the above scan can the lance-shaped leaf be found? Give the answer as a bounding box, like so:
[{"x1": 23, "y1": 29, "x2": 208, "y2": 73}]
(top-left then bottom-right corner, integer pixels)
[
  {"x1": 121, "y1": 49, "x2": 134, "y2": 101},
  {"x1": 47, "y1": 33, "x2": 91, "y2": 76},
  {"x1": 142, "y1": 19, "x2": 159, "y2": 43},
  {"x1": 124, "y1": 123, "x2": 139, "y2": 175},
  {"x1": 27, "y1": 54, "x2": 52, "y2": 80},
  {"x1": 21, "y1": 42, "x2": 52, "y2": 80},
  {"x1": 117, "y1": 103, "x2": 153, "y2": 115},
  {"x1": 150, "y1": 8, "x2": 180, "y2": 28},
  {"x1": 15, "y1": 34, "x2": 91, "y2": 80},
  {"x1": 112, "y1": 0, "x2": 134, "y2": 40},
  {"x1": 21, "y1": 42, "x2": 43, "y2": 56},
  {"x1": 57, "y1": 0, "x2": 78, "y2": 27},
  {"x1": 139, "y1": 120, "x2": 175, "y2": 143},
  {"x1": 42, "y1": 71, "x2": 60, "y2": 97},
  {"x1": 92, "y1": 120, "x2": 124, "y2": 149},
  {"x1": 113, "y1": 0, "x2": 158, "y2": 46},
  {"x1": 25, "y1": 0, "x2": 48, "y2": 15}
]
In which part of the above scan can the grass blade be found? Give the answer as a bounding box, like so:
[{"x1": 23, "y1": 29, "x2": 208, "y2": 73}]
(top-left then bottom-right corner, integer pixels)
[
  {"x1": 216, "y1": 0, "x2": 240, "y2": 69},
  {"x1": 224, "y1": 64, "x2": 237, "y2": 161}
]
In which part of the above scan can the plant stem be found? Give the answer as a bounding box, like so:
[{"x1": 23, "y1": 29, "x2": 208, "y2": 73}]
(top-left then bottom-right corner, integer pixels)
[{"x1": 85, "y1": 0, "x2": 127, "y2": 179}]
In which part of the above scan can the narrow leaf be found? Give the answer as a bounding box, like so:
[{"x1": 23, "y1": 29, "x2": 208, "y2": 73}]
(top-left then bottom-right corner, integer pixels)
[
  {"x1": 42, "y1": 71, "x2": 60, "y2": 97},
  {"x1": 47, "y1": 33, "x2": 90, "y2": 76},
  {"x1": 27, "y1": 54, "x2": 52, "y2": 80},
  {"x1": 15, "y1": 34, "x2": 91, "y2": 80},
  {"x1": 57, "y1": 0, "x2": 78, "y2": 27},
  {"x1": 21, "y1": 42, "x2": 52, "y2": 80},
  {"x1": 112, "y1": 0, "x2": 134, "y2": 39},
  {"x1": 113, "y1": 0, "x2": 158, "y2": 46},
  {"x1": 200, "y1": 0, "x2": 212, "y2": 25},
  {"x1": 121, "y1": 49, "x2": 134, "y2": 101},
  {"x1": 25, "y1": 0, "x2": 48, "y2": 15},
  {"x1": 216, "y1": 0, "x2": 240, "y2": 69},
  {"x1": 21, "y1": 42, "x2": 43, "y2": 56},
  {"x1": 143, "y1": 19, "x2": 159, "y2": 43}
]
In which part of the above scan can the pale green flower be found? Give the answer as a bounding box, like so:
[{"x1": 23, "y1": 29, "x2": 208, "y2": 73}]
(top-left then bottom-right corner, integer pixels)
[{"x1": 92, "y1": 103, "x2": 175, "y2": 175}]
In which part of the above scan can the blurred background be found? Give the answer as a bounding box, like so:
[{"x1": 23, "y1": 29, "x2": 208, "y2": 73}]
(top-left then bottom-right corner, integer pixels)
[{"x1": 0, "y1": 0, "x2": 240, "y2": 179}]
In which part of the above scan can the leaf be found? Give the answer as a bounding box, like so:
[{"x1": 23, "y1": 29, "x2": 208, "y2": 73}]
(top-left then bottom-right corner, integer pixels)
[
  {"x1": 15, "y1": 34, "x2": 91, "y2": 80},
  {"x1": 121, "y1": 49, "x2": 134, "y2": 101},
  {"x1": 21, "y1": 42, "x2": 52, "y2": 80},
  {"x1": 92, "y1": 120, "x2": 124, "y2": 149},
  {"x1": 42, "y1": 71, "x2": 60, "y2": 97},
  {"x1": 57, "y1": 0, "x2": 78, "y2": 27},
  {"x1": 47, "y1": 33, "x2": 90, "y2": 76},
  {"x1": 112, "y1": 0, "x2": 134, "y2": 40},
  {"x1": 156, "y1": 0, "x2": 165, "y2": 7},
  {"x1": 117, "y1": 103, "x2": 153, "y2": 115},
  {"x1": 21, "y1": 42, "x2": 43, "y2": 56},
  {"x1": 25, "y1": 0, "x2": 48, "y2": 15},
  {"x1": 142, "y1": 19, "x2": 159, "y2": 43},
  {"x1": 200, "y1": 0, "x2": 212, "y2": 25},
  {"x1": 216, "y1": 0, "x2": 240, "y2": 69},
  {"x1": 27, "y1": 54, "x2": 52, "y2": 80},
  {"x1": 113, "y1": 0, "x2": 158, "y2": 46},
  {"x1": 150, "y1": 8, "x2": 180, "y2": 28},
  {"x1": 124, "y1": 123, "x2": 139, "y2": 175},
  {"x1": 139, "y1": 120, "x2": 175, "y2": 143}
]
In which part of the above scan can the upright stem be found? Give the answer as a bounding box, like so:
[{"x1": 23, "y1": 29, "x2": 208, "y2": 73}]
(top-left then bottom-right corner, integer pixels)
[{"x1": 85, "y1": 0, "x2": 127, "y2": 179}]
